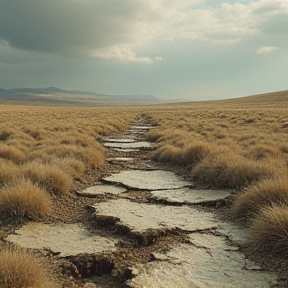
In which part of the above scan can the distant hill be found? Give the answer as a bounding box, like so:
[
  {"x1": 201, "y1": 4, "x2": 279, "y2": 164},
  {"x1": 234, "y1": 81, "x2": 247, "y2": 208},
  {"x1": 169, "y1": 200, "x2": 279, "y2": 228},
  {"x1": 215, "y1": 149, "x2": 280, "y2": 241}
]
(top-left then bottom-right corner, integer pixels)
[
  {"x1": 213, "y1": 90, "x2": 288, "y2": 108},
  {"x1": 0, "y1": 87, "x2": 163, "y2": 106}
]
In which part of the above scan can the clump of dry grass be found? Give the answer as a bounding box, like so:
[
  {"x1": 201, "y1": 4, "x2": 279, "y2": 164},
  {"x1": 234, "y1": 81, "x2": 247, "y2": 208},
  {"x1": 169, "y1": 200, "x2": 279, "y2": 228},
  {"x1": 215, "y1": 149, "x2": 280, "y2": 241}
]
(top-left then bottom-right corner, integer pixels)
[
  {"x1": 153, "y1": 144, "x2": 182, "y2": 164},
  {"x1": 181, "y1": 143, "x2": 210, "y2": 165},
  {"x1": 0, "y1": 144, "x2": 25, "y2": 163},
  {"x1": 0, "y1": 130, "x2": 14, "y2": 141},
  {"x1": 232, "y1": 176, "x2": 288, "y2": 222},
  {"x1": 22, "y1": 127, "x2": 44, "y2": 140},
  {"x1": 191, "y1": 149, "x2": 276, "y2": 189},
  {"x1": 0, "y1": 179, "x2": 51, "y2": 219},
  {"x1": 248, "y1": 144, "x2": 281, "y2": 160},
  {"x1": 23, "y1": 162, "x2": 72, "y2": 195},
  {"x1": 0, "y1": 246, "x2": 48, "y2": 288},
  {"x1": 0, "y1": 159, "x2": 20, "y2": 186},
  {"x1": 46, "y1": 144, "x2": 104, "y2": 170},
  {"x1": 146, "y1": 129, "x2": 165, "y2": 142},
  {"x1": 153, "y1": 142, "x2": 210, "y2": 166},
  {"x1": 248, "y1": 204, "x2": 288, "y2": 255},
  {"x1": 51, "y1": 157, "x2": 86, "y2": 178}
]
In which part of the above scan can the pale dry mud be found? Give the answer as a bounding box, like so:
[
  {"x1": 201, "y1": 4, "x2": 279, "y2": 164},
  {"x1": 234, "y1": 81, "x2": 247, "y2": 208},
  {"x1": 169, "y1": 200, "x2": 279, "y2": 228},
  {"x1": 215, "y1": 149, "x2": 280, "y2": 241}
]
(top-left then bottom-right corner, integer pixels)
[
  {"x1": 99, "y1": 118, "x2": 278, "y2": 287},
  {"x1": 130, "y1": 126, "x2": 150, "y2": 130},
  {"x1": 111, "y1": 148, "x2": 141, "y2": 152},
  {"x1": 93, "y1": 198, "x2": 219, "y2": 232},
  {"x1": 107, "y1": 157, "x2": 135, "y2": 163},
  {"x1": 77, "y1": 184, "x2": 127, "y2": 196},
  {"x1": 103, "y1": 170, "x2": 192, "y2": 190},
  {"x1": 3, "y1": 118, "x2": 279, "y2": 287},
  {"x1": 150, "y1": 187, "x2": 231, "y2": 205},
  {"x1": 103, "y1": 141, "x2": 153, "y2": 150},
  {"x1": 104, "y1": 138, "x2": 137, "y2": 143},
  {"x1": 6, "y1": 223, "x2": 118, "y2": 257},
  {"x1": 126, "y1": 233, "x2": 277, "y2": 288}
]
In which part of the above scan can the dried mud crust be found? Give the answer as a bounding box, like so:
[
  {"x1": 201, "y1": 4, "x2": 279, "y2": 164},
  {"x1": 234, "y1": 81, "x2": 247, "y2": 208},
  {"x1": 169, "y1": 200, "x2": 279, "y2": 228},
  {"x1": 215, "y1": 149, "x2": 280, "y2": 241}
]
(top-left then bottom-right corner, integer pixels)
[{"x1": 1, "y1": 120, "x2": 288, "y2": 287}]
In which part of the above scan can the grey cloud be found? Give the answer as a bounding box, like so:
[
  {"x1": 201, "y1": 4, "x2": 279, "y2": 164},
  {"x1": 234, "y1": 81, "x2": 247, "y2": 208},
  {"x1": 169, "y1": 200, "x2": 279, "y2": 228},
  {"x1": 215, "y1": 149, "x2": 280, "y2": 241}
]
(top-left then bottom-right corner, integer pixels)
[
  {"x1": 0, "y1": 0, "x2": 149, "y2": 54},
  {"x1": 252, "y1": 2, "x2": 283, "y2": 15},
  {"x1": 260, "y1": 12, "x2": 288, "y2": 35}
]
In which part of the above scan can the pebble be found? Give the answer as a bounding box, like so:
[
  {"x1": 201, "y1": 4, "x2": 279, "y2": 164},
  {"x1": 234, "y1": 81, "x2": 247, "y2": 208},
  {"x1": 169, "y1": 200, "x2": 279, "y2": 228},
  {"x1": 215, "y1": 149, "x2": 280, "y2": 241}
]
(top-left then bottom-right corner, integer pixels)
[{"x1": 83, "y1": 284, "x2": 97, "y2": 288}]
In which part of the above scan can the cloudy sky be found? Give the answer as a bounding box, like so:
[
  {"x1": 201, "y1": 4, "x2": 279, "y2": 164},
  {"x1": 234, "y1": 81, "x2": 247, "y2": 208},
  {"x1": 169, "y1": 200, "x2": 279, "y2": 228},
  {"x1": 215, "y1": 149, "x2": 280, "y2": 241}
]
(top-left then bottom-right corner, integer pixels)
[{"x1": 0, "y1": 0, "x2": 287, "y2": 101}]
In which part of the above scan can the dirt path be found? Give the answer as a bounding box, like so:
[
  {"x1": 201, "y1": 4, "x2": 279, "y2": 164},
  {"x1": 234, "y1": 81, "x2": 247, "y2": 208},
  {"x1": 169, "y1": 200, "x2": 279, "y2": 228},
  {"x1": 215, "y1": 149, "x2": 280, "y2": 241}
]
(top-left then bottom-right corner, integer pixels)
[{"x1": 4, "y1": 117, "x2": 284, "y2": 287}]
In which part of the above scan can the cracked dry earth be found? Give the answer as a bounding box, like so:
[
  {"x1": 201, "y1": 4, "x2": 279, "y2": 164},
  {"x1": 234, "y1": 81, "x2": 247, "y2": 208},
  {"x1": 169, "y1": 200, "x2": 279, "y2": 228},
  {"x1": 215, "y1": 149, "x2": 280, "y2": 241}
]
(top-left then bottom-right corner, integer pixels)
[{"x1": 2, "y1": 118, "x2": 287, "y2": 287}]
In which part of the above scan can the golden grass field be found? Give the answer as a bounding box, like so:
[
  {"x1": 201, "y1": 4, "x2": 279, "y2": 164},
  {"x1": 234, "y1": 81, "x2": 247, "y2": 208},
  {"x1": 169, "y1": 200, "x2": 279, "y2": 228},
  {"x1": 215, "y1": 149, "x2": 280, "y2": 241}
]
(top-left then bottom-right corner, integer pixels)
[{"x1": 0, "y1": 90, "x2": 288, "y2": 287}]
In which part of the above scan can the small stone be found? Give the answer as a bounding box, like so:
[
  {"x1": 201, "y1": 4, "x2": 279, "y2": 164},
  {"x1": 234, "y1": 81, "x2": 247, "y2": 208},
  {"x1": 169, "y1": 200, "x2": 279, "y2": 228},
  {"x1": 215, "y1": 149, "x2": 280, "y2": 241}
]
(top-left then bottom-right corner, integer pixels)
[
  {"x1": 83, "y1": 283, "x2": 97, "y2": 288},
  {"x1": 63, "y1": 282, "x2": 78, "y2": 288}
]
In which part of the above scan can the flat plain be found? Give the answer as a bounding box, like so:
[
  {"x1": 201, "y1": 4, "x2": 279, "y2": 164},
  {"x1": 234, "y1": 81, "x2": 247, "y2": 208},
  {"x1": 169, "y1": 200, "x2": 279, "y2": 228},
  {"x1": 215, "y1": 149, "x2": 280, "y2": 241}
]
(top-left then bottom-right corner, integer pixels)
[{"x1": 1, "y1": 90, "x2": 288, "y2": 287}]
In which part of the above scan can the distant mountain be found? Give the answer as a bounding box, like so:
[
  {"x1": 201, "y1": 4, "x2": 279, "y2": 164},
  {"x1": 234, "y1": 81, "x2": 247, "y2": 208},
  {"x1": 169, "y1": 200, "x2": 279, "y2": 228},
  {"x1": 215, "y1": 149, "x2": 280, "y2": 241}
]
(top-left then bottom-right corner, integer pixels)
[{"x1": 0, "y1": 87, "x2": 163, "y2": 106}]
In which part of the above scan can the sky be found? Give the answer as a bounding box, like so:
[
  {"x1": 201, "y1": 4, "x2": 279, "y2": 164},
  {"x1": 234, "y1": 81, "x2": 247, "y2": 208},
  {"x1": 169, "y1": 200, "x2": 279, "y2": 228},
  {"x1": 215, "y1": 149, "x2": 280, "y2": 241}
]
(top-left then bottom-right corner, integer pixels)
[{"x1": 0, "y1": 0, "x2": 287, "y2": 101}]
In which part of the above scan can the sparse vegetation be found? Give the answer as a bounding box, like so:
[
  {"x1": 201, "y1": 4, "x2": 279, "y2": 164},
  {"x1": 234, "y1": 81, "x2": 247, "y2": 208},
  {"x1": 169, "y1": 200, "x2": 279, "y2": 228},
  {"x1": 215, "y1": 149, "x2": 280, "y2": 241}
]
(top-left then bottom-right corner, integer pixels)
[
  {"x1": 23, "y1": 162, "x2": 72, "y2": 195},
  {"x1": 144, "y1": 91, "x2": 288, "y2": 257},
  {"x1": 1, "y1": 91, "x2": 288, "y2": 283},
  {"x1": 0, "y1": 105, "x2": 138, "y2": 216},
  {"x1": 232, "y1": 176, "x2": 288, "y2": 222},
  {"x1": 0, "y1": 246, "x2": 48, "y2": 288},
  {"x1": 248, "y1": 204, "x2": 288, "y2": 255},
  {"x1": 0, "y1": 179, "x2": 51, "y2": 219}
]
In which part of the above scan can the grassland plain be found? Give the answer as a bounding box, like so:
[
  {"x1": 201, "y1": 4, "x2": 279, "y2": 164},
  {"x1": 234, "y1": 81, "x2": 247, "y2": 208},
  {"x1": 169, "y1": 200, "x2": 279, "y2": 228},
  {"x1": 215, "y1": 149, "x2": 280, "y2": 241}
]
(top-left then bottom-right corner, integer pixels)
[
  {"x1": 0, "y1": 90, "x2": 288, "y2": 287},
  {"x1": 144, "y1": 90, "x2": 288, "y2": 258},
  {"x1": 0, "y1": 105, "x2": 139, "y2": 287}
]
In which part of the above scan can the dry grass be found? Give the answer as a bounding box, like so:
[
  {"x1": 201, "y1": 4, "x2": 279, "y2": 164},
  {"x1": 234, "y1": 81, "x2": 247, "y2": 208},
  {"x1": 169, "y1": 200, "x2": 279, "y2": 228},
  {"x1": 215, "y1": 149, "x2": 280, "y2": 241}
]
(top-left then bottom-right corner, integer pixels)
[
  {"x1": 1, "y1": 91, "x2": 288, "y2": 259},
  {"x1": 153, "y1": 142, "x2": 209, "y2": 166},
  {"x1": 144, "y1": 93, "x2": 288, "y2": 191},
  {"x1": 143, "y1": 91, "x2": 288, "y2": 256},
  {"x1": 0, "y1": 159, "x2": 20, "y2": 187},
  {"x1": 232, "y1": 176, "x2": 288, "y2": 222},
  {"x1": 0, "y1": 144, "x2": 25, "y2": 162},
  {"x1": 22, "y1": 162, "x2": 72, "y2": 195},
  {"x1": 191, "y1": 150, "x2": 281, "y2": 189},
  {"x1": 0, "y1": 105, "x2": 138, "y2": 224},
  {"x1": 248, "y1": 204, "x2": 288, "y2": 255},
  {"x1": 0, "y1": 179, "x2": 51, "y2": 219},
  {"x1": 0, "y1": 246, "x2": 48, "y2": 288}
]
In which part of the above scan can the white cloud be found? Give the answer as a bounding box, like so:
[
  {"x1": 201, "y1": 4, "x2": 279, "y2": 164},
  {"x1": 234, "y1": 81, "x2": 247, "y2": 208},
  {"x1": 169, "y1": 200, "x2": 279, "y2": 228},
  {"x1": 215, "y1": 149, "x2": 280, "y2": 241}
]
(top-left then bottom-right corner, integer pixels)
[
  {"x1": 91, "y1": 46, "x2": 154, "y2": 63},
  {"x1": 257, "y1": 45, "x2": 279, "y2": 54}
]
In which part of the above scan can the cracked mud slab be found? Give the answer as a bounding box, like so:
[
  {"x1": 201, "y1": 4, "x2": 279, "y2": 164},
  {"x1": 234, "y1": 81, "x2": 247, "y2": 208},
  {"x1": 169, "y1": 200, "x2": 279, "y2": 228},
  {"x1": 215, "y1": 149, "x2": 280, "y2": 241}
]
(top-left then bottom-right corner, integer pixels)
[
  {"x1": 6, "y1": 223, "x2": 117, "y2": 257},
  {"x1": 150, "y1": 188, "x2": 231, "y2": 204},
  {"x1": 104, "y1": 138, "x2": 137, "y2": 143},
  {"x1": 93, "y1": 199, "x2": 218, "y2": 232},
  {"x1": 77, "y1": 185, "x2": 127, "y2": 196},
  {"x1": 103, "y1": 141, "x2": 153, "y2": 149},
  {"x1": 103, "y1": 170, "x2": 191, "y2": 190},
  {"x1": 126, "y1": 233, "x2": 277, "y2": 288},
  {"x1": 111, "y1": 148, "x2": 140, "y2": 152},
  {"x1": 107, "y1": 157, "x2": 135, "y2": 163},
  {"x1": 217, "y1": 222, "x2": 248, "y2": 244},
  {"x1": 131, "y1": 126, "x2": 150, "y2": 130}
]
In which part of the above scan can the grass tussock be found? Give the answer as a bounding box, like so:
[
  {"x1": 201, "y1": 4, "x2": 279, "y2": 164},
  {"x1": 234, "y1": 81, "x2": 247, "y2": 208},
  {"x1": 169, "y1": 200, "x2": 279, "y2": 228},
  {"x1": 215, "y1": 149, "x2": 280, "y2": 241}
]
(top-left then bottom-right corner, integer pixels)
[
  {"x1": 0, "y1": 179, "x2": 51, "y2": 219},
  {"x1": 51, "y1": 157, "x2": 86, "y2": 178},
  {"x1": 248, "y1": 144, "x2": 282, "y2": 160},
  {"x1": 232, "y1": 176, "x2": 288, "y2": 222},
  {"x1": 0, "y1": 246, "x2": 48, "y2": 288},
  {"x1": 0, "y1": 159, "x2": 20, "y2": 186},
  {"x1": 191, "y1": 149, "x2": 277, "y2": 189},
  {"x1": 0, "y1": 144, "x2": 25, "y2": 163},
  {"x1": 45, "y1": 144, "x2": 104, "y2": 169},
  {"x1": 23, "y1": 162, "x2": 72, "y2": 195},
  {"x1": 153, "y1": 142, "x2": 210, "y2": 166},
  {"x1": 248, "y1": 204, "x2": 288, "y2": 255}
]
